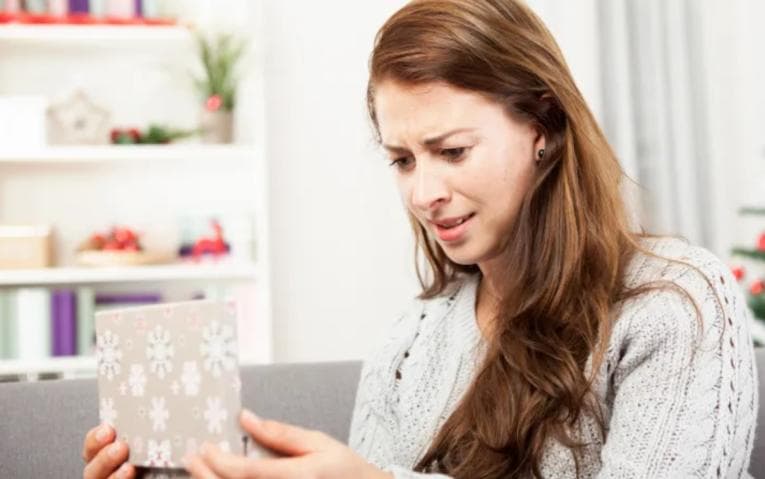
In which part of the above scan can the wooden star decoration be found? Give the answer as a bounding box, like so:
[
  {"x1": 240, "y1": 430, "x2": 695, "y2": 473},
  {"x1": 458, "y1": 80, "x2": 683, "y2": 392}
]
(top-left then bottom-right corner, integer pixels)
[{"x1": 47, "y1": 89, "x2": 111, "y2": 145}]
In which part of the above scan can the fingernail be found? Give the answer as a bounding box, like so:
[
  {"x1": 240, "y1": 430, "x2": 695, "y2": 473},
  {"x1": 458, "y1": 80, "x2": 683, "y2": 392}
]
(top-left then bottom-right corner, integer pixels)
[
  {"x1": 116, "y1": 463, "x2": 129, "y2": 479},
  {"x1": 108, "y1": 442, "x2": 122, "y2": 458},
  {"x1": 96, "y1": 424, "x2": 109, "y2": 442},
  {"x1": 241, "y1": 409, "x2": 260, "y2": 424}
]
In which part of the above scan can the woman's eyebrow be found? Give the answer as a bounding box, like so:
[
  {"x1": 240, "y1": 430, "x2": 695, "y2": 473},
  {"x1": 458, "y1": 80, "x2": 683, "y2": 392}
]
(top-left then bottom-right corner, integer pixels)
[{"x1": 383, "y1": 127, "x2": 477, "y2": 152}]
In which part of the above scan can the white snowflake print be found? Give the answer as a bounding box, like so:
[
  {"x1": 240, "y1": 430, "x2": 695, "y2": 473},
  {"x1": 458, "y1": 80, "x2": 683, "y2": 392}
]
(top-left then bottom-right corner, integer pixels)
[
  {"x1": 146, "y1": 325, "x2": 174, "y2": 379},
  {"x1": 203, "y1": 396, "x2": 228, "y2": 434},
  {"x1": 96, "y1": 330, "x2": 122, "y2": 380},
  {"x1": 128, "y1": 364, "x2": 147, "y2": 397},
  {"x1": 181, "y1": 361, "x2": 201, "y2": 396},
  {"x1": 149, "y1": 397, "x2": 170, "y2": 432},
  {"x1": 231, "y1": 375, "x2": 241, "y2": 393},
  {"x1": 146, "y1": 438, "x2": 172, "y2": 467},
  {"x1": 200, "y1": 320, "x2": 237, "y2": 377},
  {"x1": 218, "y1": 440, "x2": 231, "y2": 453},
  {"x1": 99, "y1": 397, "x2": 117, "y2": 426}
]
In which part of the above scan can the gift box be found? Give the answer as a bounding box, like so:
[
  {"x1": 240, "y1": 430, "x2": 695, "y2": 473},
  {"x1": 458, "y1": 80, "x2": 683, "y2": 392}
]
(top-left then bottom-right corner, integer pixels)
[{"x1": 0, "y1": 225, "x2": 53, "y2": 269}]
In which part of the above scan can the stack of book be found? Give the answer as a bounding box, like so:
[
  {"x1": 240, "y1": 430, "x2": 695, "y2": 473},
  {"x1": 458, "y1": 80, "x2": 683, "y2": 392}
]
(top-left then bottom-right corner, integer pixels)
[{"x1": 0, "y1": 288, "x2": 161, "y2": 360}]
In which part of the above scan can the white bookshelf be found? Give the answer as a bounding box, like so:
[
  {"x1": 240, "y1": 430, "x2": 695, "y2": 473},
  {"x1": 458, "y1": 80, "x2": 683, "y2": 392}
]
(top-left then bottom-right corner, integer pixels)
[
  {"x1": 0, "y1": 24, "x2": 191, "y2": 45},
  {"x1": 0, "y1": 6, "x2": 273, "y2": 380},
  {"x1": 0, "y1": 261, "x2": 258, "y2": 287},
  {"x1": 0, "y1": 145, "x2": 257, "y2": 164},
  {"x1": 0, "y1": 356, "x2": 96, "y2": 381}
]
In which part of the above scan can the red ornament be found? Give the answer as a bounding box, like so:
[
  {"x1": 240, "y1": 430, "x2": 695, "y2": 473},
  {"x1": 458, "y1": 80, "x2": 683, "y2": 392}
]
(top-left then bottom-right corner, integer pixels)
[
  {"x1": 205, "y1": 94, "x2": 222, "y2": 112},
  {"x1": 731, "y1": 266, "x2": 746, "y2": 282},
  {"x1": 751, "y1": 279, "x2": 765, "y2": 296},
  {"x1": 191, "y1": 220, "x2": 228, "y2": 259},
  {"x1": 128, "y1": 128, "x2": 141, "y2": 142},
  {"x1": 758, "y1": 233, "x2": 765, "y2": 252}
]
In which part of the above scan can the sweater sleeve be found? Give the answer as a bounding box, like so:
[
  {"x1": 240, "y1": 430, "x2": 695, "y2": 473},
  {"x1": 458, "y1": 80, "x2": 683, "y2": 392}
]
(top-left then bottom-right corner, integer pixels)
[
  {"x1": 348, "y1": 300, "x2": 455, "y2": 479},
  {"x1": 596, "y1": 254, "x2": 758, "y2": 478}
]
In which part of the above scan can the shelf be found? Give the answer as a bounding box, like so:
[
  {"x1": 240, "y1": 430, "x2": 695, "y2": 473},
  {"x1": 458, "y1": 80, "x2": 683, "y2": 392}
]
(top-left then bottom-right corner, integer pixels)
[
  {"x1": 0, "y1": 261, "x2": 258, "y2": 287},
  {"x1": 0, "y1": 355, "x2": 265, "y2": 382},
  {"x1": 0, "y1": 24, "x2": 191, "y2": 45},
  {"x1": 0, "y1": 356, "x2": 96, "y2": 381},
  {"x1": 0, "y1": 145, "x2": 256, "y2": 164}
]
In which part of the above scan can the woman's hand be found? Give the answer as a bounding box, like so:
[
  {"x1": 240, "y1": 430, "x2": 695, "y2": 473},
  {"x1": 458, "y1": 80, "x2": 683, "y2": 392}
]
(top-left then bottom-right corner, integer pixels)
[
  {"x1": 82, "y1": 423, "x2": 136, "y2": 479},
  {"x1": 184, "y1": 409, "x2": 393, "y2": 479}
]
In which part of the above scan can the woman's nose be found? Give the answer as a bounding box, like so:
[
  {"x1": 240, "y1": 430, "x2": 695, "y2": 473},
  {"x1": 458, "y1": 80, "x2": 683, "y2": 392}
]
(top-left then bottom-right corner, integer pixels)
[{"x1": 411, "y1": 161, "x2": 450, "y2": 212}]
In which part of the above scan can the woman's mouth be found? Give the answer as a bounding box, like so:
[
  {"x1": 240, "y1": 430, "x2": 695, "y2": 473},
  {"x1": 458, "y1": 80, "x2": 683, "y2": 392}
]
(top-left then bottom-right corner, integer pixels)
[{"x1": 430, "y1": 213, "x2": 475, "y2": 242}]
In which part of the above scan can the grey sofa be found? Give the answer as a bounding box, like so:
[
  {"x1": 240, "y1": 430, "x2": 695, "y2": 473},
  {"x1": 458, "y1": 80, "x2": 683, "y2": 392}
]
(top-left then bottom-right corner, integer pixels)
[{"x1": 1, "y1": 353, "x2": 763, "y2": 478}]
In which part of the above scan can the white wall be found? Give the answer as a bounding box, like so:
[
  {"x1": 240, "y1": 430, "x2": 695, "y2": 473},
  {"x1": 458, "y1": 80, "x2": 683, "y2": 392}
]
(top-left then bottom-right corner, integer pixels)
[
  {"x1": 263, "y1": 1, "x2": 418, "y2": 363},
  {"x1": 262, "y1": 0, "x2": 604, "y2": 362}
]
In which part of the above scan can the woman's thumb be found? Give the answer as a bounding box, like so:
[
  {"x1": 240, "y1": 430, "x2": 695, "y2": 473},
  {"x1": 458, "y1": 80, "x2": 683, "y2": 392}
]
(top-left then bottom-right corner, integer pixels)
[{"x1": 240, "y1": 409, "x2": 330, "y2": 456}]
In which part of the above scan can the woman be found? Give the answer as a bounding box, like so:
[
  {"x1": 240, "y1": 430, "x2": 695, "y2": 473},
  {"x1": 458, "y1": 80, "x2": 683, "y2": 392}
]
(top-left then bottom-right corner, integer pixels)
[{"x1": 82, "y1": 0, "x2": 758, "y2": 478}]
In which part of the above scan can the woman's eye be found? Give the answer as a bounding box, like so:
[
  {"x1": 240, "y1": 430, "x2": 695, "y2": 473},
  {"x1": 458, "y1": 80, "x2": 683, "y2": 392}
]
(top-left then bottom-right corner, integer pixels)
[
  {"x1": 389, "y1": 157, "x2": 414, "y2": 170},
  {"x1": 441, "y1": 147, "x2": 467, "y2": 161}
]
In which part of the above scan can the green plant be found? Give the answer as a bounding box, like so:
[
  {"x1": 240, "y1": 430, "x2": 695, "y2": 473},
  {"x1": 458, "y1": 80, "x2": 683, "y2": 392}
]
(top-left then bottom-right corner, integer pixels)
[{"x1": 192, "y1": 32, "x2": 246, "y2": 112}]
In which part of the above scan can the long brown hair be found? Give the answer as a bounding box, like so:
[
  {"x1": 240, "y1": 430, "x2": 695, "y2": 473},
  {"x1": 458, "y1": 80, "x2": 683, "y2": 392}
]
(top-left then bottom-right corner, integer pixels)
[{"x1": 365, "y1": 1, "x2": 695, "y2": 477}]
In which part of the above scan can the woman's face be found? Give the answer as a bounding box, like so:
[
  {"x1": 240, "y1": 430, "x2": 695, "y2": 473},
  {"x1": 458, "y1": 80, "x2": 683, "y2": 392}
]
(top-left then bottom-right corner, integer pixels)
[{"x1": 374, "y1": 80, "x2": 544, "y2": 267}]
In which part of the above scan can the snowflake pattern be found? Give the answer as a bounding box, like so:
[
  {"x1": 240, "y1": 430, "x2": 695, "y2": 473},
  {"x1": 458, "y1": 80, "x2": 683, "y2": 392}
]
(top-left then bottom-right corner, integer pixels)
[
  {"x1": 96, "y1": 330, "x2": 122, "y2": 380},
  {"x1": 181, "y1": 361, "x2": 202, "y2": 396},
  {"x1": 146, "y1": 325, "x2": 174, "y2": 379},
  {"x1": 203, "y1": 396, "x2": 228, "y2": 434},
  {"x1": 200, "y1": 321, "x2": 237, "y2": 377},
  {"x1": 99, "y1": 397, "x2": 117, "y2": 426},
  {"x1": 128, "y1": 364, "x2": 147, "y2": 396},
  {"x1": 149, "y1": 397, "x2": 169, "y2": 432},
  {"x1": 146, "y1": 438, "x2": 172, "y2": 467},
  {"x1": 97, "y1": 302, "x2": 242, "y2": 466}
]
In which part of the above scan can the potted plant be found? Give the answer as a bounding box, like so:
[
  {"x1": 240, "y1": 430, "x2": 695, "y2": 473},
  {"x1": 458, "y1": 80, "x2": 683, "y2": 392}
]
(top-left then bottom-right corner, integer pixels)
[{"x1": 192, "y1": 31, "x2": 246, "y2": 144}]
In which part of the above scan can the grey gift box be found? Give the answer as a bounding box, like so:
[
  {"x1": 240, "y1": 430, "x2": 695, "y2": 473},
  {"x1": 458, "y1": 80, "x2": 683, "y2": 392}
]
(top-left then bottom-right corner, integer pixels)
[{"x1": 95, "y1": 299, "x2": 259, "y2": 475}]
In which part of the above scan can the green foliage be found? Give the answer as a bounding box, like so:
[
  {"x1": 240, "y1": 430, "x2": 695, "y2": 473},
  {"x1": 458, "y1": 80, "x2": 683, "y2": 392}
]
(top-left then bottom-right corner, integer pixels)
[{"x1": 192, "y1": 31, "x2": 246, "y2": 112}]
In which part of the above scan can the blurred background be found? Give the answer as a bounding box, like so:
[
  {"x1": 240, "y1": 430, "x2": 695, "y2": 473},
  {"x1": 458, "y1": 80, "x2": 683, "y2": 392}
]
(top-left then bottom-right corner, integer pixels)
[{"x1": 0, "y1": 0, "x2": 764, "y2": 382}]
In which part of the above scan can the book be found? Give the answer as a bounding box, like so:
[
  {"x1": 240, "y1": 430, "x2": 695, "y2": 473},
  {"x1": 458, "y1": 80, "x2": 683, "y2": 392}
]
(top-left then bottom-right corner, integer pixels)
[
  {"x1": 52, "y1": 289, "x2": 77, "y2": 356},
  {"x1": 0, "y1": 290, "x2": 14, "y2": 359},
  {"x1": 14, "y1": 288, "x2": 52, "y2": 359},
  {"x1": 77, "y1": 287, "x2": 96, "y2": 356}
]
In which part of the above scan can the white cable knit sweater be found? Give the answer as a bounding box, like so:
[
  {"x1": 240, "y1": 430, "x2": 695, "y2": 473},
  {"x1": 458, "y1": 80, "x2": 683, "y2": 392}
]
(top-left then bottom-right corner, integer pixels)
[{"x1": 348, "y1": 238, "x2": 759, "y2": 478}]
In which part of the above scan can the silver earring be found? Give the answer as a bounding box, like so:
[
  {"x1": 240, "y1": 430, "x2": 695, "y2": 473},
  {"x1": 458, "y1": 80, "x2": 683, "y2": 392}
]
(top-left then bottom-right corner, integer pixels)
[{"x1": 537, "y1": 148, "x2": 545, "y2": 161}]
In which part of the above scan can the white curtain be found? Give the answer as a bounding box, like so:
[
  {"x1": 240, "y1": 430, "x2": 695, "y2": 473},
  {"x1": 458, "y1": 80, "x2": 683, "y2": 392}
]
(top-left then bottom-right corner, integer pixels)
[{"x1": 596, "y1": 0, "x2": 719, "y2": 249}]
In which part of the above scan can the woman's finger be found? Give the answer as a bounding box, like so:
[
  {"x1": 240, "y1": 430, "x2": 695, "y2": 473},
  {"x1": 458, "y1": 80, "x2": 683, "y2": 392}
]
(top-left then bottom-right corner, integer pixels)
[
  {"x1": 199, "y1": 442, "x2": 257, "y2": 478},
  {"x1": 83, "y1": 440, "x2": 128, "y2": 479},
  {"x1": 82, "y1": 423, "x2": 115, "y2": 463},
  {"x1": 106, "y1": 462, "x2": 136, "y2": 479},
  {"x1": 240, "y1": 409, "x2": 333, "y2": 456},
  {"x1": 185, "y1": 452, "x2": 222, "y2": 479}
]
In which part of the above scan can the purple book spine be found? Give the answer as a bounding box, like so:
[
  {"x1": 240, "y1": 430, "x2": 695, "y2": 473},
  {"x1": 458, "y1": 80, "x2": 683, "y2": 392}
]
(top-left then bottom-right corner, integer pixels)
[
  {"x1": 68, "y1": 0, "x2": 89, "y2": 14},
  {"x1": 52, "y1": 290, "x2": 77, "y2": 356}
]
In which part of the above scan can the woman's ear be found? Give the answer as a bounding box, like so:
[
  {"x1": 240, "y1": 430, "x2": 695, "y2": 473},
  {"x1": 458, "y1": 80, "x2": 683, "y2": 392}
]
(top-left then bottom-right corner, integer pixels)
[{"x1": 534, "y1": 133, "x2": 546, "y2": 163}]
